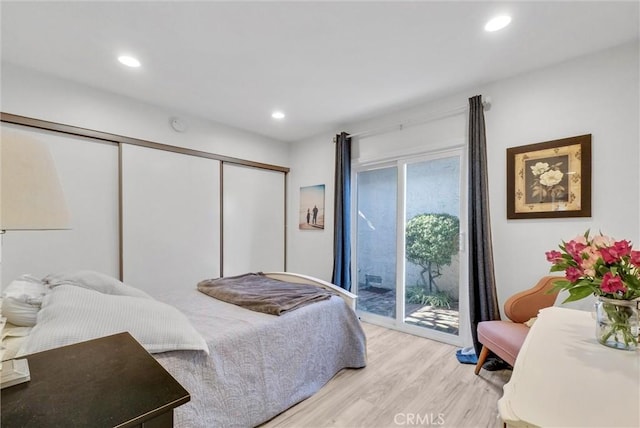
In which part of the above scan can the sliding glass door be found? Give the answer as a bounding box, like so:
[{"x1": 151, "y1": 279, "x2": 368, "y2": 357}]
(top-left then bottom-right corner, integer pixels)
[
  {"x1": 355, "y1": 149, "x2": 467, "y2": 345},
  {"x1": 355, "y1": 165, "x2": 397, "y2": 319}
]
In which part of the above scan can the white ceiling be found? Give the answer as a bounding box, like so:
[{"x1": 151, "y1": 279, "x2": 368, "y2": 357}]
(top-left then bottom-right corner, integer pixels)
[{"x1": 1, "y1": 1, "x2": 638, "y2": 143}]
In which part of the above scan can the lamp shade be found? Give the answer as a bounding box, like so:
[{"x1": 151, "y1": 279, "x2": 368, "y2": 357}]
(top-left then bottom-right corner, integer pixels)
[{"x1": 0, "y1": 129, "x2": 70, "y2": 230}]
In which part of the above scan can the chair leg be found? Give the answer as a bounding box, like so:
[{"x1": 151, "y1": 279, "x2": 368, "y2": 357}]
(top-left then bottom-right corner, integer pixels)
[{"x1": 474, "y1": 345, "x2": 490, "y2": 375}]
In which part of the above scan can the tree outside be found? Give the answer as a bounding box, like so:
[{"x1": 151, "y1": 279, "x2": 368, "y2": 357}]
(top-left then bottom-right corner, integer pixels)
[{"x1": 405, "y1": 213, "x2": 460, "y2": 296}]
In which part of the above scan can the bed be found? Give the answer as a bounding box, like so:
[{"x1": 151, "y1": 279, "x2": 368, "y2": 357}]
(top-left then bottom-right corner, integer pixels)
[{"x1": 3, "y1": 271, "x2": 367, "y2": 428}]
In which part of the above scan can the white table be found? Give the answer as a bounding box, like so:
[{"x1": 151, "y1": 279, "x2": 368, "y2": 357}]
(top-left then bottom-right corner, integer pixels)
[{"x1": 498, "y1": 306, "x2": 640, "y2": 427}]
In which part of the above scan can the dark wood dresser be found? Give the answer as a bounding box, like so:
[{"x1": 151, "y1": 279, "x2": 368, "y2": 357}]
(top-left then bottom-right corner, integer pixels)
[{"x1": 1, "y1": 332, "x2": 190, "y2": 427}]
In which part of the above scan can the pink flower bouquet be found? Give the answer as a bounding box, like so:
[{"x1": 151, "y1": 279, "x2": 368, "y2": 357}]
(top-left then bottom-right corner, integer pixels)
[
  {"x1": 547, "y1": 230, "x2": 640, "y2": 349},
  {"x1": 546, "y1": 230, "x2": 640, "y2": 302}
]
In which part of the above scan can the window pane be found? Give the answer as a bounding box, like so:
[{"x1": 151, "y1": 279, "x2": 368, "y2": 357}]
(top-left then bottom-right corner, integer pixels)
[
  {"x1": 404, "y1": 157, "x2": 460, "y2": 335},
  {"x1": 356, "y1": 167, "x2": 397, "y2": 318}
]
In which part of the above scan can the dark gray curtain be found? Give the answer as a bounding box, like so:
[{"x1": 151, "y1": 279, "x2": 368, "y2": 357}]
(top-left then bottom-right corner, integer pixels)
[
  {"x1": 331, "y1": 132, "x2": 352, "y2": 291},
  {"x1": 468, "y1": 95, "x2": 500, "y2": 356}
]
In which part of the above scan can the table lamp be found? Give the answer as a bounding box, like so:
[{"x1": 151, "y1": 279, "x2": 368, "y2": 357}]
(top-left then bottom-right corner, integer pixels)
[{"x1": 0, "y1": 128, "x2": 70, "y2": 388}]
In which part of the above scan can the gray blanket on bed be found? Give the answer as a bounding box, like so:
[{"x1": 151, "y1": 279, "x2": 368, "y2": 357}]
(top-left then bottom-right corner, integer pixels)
[{"x1": 197, "y1": 272, "x2": 336, "y2": 315}]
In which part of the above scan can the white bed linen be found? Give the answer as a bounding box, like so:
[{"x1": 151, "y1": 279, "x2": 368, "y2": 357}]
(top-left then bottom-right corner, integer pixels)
[
  {"x1": 17, "y1": 285, "x2": 209, "y2": 355},
  {"x1": 152, "y1": 288, "x2": 367, "y2": 428},
  {"x1": 1, "y1": 323, "x2": 31, "y2": 361}
]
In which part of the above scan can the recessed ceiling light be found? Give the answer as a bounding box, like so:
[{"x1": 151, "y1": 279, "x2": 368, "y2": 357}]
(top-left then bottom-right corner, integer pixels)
[
  {"x1": 484, "y1": 15, "x2": 511, "y2": 32},
  {"x1": 118, "y1": 55, "x2": 141, "y2": 68},
  {"x1": 271, "y1": 111, "x2": 285, "y2": 120}
]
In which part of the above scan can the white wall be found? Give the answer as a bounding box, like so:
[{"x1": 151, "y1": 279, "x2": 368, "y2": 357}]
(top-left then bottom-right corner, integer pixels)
[
  {"x1": 3, "y1": 41, "x2": 638, "y2": 308},
  {"x1": 0, "y1": 62, "x2": 291, "y2": 288},
  {"x1": 0, "y1": 63, "x2": 290, "y2": 167},
  {"x1": 287, "y1": 41, "x2": 640, "y2": 314},
  {"x1": 485, "y1": 41, "x2": 639, "y2": 311},
  {"x1": 286, "y1": 134, "x2": 336, "y2": 282}
]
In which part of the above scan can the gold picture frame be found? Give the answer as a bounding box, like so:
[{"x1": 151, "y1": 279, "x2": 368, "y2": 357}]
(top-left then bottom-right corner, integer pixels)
[{"x1": 507, "y1": 134, "x2": 591, "y2": 219}]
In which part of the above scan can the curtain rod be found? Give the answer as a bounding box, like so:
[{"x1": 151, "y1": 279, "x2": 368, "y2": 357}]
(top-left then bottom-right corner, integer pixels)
[{"x1": 335, "y1": 96, "x2": 491, "y2": 142}]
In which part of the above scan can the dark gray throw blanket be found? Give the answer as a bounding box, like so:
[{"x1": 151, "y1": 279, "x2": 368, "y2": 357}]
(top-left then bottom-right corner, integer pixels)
[{"x1": 197, "y1": 272, "x2": 337, "y2": 315}]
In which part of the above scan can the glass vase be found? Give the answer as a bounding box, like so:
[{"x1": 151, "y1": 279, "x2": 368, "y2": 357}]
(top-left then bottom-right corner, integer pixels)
[{"x1": 595, "y1": 297, "x2": 639, "y2": 351}]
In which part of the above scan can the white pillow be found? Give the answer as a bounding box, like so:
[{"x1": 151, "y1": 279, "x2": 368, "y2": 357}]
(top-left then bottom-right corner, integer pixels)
[
  {"x1": 18, "y1": 285, "x2": 209, "y2": 356},
  {"x1": 1, "y1": 275, "x2": 48, "y2": 326},
  {"x1": 43, "y1": 270, "x2": 152, "y2": 299},
  {"x1": 1, "y1": 275, "x2": 48, "y2": 306},
  {"x1": 2, "y1": 297, "x2": 39, "y2": 326}
]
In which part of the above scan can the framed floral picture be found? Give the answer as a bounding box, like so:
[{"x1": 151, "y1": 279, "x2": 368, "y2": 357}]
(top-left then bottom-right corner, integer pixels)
[{"x1": 506, "y1": 134, "x2": 591, "y2": 219}]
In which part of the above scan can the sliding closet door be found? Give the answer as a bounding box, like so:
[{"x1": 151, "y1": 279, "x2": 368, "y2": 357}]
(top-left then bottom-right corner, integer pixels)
[
  {"x1": 121, "y1": 144, "x2": 220, "y2": 295},
  {"x1": 1, "y1": 124, "x2": 119, "y2": 286},
  {"x1": 222, "y1": 164, "x2": 285, "y2": 276}
]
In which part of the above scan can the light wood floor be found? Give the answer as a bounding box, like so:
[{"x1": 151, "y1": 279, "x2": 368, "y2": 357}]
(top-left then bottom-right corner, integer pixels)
[{"x1": 262, "y1": 322, "x2": 511, "y2": 428}]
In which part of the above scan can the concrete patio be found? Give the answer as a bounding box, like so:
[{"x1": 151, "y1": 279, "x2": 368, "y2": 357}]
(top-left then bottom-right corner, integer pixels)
[{"x1": 356, "y1": 287, "x2": 460, "y2": 335}]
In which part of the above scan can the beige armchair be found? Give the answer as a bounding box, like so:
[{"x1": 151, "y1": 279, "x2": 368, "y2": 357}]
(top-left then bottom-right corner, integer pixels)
[{"x1": 474, "y1": 276, "x2": 560, "y2": 375}]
